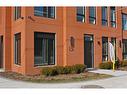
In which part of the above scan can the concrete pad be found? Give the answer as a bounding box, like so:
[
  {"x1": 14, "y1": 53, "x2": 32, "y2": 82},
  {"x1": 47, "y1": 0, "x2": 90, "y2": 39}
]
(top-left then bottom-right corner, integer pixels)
[
  {"x1": 89, "y1": 69, "x2": 127, "y2": 77},
  {"x1": 0, "y1": 69, "x2": 127, "y2": 88}
]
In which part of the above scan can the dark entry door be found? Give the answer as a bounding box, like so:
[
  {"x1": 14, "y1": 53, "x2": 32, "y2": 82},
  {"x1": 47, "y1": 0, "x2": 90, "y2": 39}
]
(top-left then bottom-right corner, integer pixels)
[
  {"x1": 0, "y1": 36, "x2": 3, "y2": 68},
  {"x1": 84, "y1": 35, "x2": 94, "y2": 68}
]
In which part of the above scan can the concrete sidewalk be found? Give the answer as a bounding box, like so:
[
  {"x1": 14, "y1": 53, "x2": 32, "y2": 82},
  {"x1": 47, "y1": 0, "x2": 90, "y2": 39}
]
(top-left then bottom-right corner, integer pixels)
[
  {"x1": 89, "y1": 69, "x2": 127, "y2": 77},
  {"x1": 0, "y1": 69, "x2": 127, "y2": 88}
]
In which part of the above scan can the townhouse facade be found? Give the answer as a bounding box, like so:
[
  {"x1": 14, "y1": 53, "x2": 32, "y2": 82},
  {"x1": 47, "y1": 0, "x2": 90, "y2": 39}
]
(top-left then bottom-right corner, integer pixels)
[{"x1": 0, "y1": 7, "x2": 127, "y2": 75}]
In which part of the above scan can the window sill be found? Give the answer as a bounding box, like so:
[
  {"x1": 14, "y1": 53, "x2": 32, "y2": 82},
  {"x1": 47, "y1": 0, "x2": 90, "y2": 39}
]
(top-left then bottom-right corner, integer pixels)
[
  {"x1": 14, "y1": 64, "x2": 21, "y2": 67},
  {"x1": 34, "y1": 64, "x2": 56, "y2": 68},
  {"x1": 77, "y1": 21, "x2": 85, "y2": 23},
  {"x1": 34, "y1": 15, "x2": 55, "y2": 20}
]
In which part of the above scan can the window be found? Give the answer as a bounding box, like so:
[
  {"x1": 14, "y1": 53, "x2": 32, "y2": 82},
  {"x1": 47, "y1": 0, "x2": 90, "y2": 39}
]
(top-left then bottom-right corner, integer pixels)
[
  {"x1": 123, "y1": 39, "x2": 127, "y2": 60},
  {"x1": 89, "y1": 7, "x2": 96, "y2": 24},
  {"x1": 102, "y1": 7, "x2": 108, "y2": 26},
  {"x1": 77, "y1": 7, "x2": 85, "y2": 22},
  {"x1": 14, "y1": 7, "x2": 21, "y2": 20},
  {"x1": 102, "y1": 37, "x2": 108, "y2": 62},
  {"x1": 34, "y1": 32, "x2": 55, "y2": 66},
  {"x1": 14, "y1": 33, "x2": 21, "y2": 65},
  {"x1": 122, "y1": 13, "x2": 127, "y2": 30},
  {"x1": 110, "y1": 7, "x2": 116, "y2": 27},
  {"x1": 34, "y1": 7, "x2": 55, "y2": 19}
]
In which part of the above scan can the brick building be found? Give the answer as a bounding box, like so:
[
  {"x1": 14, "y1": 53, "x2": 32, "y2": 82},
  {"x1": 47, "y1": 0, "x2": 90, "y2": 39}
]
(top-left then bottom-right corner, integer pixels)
[{"x1": 0, "y1": 7, "x2": 127, "y2": 75}]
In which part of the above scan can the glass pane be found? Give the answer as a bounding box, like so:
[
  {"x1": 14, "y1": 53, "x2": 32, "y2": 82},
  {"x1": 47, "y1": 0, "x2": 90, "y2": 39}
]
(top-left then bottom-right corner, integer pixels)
[
  {"x1": 77, "y1": 7, "x2": 84, "y2": 14},
  {"x1": 124, "y1": 55, "x2": 127, "y2": 59},
  {"x1": 14, "y1": 7, "x2": 21, "y2": 20},
  {"x1": 122, "y1": 14, "x2": 127, "y2": 30},
  {"x1": 34, "y1": 7, "x2": 43, "y2": 16},
  {"x1": 42, "y1": 39, "x2": 48, "y2": 64},
  {"x1": 77, "y1": 15, "x2": 84, "y2": 22},
  {"x1": 110, "y1": 7, "x2": 116, "y2": 21},
  {"x1": 102, "y1": 20, "x2": 108, "y2": 26},
  {"x1": 102, "y1": 37, "x2": 108, "y2": 61},
  {"x1": 77, "y1": 7, "x2": 85, "y2": 22},
  {"x1": 89, "y1": 17, "x2": 96, "y2": 24},
  {"x1": 48, "y1": 39, "x2": 55, "y2": 65},
  {"x1": 111, "y1": 22, "x2": 116, "y2": 27},
  {"x1": 89, "y1": 7, "x2": 96, "y2": 17},
  {"x1": 34, "y1": 38, "x2": 43, "y2": 65},
  {"x1": 48, "y1": 7, "x2": 55, "y2": 18},
  {"x1": 102, "y1": 7, "x2": 107, "y2": 20},
  {"x1": 123, "y1": 40, "x2": 127, "y2": 59},
  {"x1": 14, "y1": 33, "x2": 21, "y2": 65}
]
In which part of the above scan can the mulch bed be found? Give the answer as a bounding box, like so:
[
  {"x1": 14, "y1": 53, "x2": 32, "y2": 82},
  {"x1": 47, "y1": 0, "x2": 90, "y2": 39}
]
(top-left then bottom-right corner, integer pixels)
[{"x1": 0, "y1": 71, "x2": 112, "y2": 83}]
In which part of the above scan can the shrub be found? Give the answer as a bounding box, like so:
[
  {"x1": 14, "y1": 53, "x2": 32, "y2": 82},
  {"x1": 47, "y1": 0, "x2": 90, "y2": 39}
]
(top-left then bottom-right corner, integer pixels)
[
  {"x1": 41, "y1": 67, "x2": 58, "y2": 76},
  {"x1": 72, "y1": 64, "x2": 86, "y2": 74},
  {"x1": 54, "y1": 66, "x2": 65, "y2": 74},
  {"x1": 121, "y1": 60, "x2": 127, "y2": 67},
  {"x1": 99, "y1": 61, "x2": 113, "y2": 69},
  {"x1": 63, "y1": 66, "x2": 73, "y2": 74},
  {"x1": 41, "y1": 64, "x2": 86, "y2": 76}
]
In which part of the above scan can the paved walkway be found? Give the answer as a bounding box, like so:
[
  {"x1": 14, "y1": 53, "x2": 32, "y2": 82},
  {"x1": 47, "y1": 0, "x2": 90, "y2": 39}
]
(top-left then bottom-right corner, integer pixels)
[
  {"x1": 89, "y1": 69, "x2": 127, "y2": 77},
  {"x1": 0, "y1": 69, "x2": 127, "y2": 88}
]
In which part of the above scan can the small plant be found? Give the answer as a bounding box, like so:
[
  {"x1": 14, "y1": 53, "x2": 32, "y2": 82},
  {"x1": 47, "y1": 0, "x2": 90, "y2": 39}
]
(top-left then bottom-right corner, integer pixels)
[
  {"x1": 41, "y1": 67, "x2": 58, "y2": 76},
  {"x1": 72, "y1": 64, "x2": 86, "y2": 74},
  {"x1": 121, "y1": 60, "x2": 127, "y2": 67},
  {"x1": 63, "y1": 66, "x2": 73, "y2": 74},
  {"x1": 54, "y1": 66, "x2": 65, "y2": 74},
  {"x1": 99, "y1": 61, "x2": 113, "y2": 69}
]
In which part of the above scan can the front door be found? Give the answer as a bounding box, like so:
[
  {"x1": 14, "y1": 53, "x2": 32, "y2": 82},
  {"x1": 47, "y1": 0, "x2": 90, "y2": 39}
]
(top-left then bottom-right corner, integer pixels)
[
  {"x1": 84, "y1": 35, "x2": 94, "y2": 68},
  {"x1": 0, "y1": 36, "x2": 3, "y2": 68}
]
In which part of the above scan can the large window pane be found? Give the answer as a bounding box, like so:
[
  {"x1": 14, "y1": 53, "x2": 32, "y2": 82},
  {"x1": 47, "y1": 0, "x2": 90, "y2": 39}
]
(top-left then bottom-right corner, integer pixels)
[
  {"x1": 34, "y1": 7, "x2": 55, "y2": 19},
  {"x1": 123, "y1": 39, "x2": 127, "y2": 60},
  {"x1": 34, "y1": 32, "x2": 55, "y2": 66},
  {"x1": 102, "y1": 37, "x2": 108, "y2": 62},
  {"x1": 14, "y1": 7, "x2": 21, "y2": 20},
  {"x1": 34, "y1": 7, "x2": 43, "y2": 16},
  {"x1": 77, "y1": 7, "x2": 85, "y2": 22},
  {"x1": 122, "y1": 13, "x2": 127, "y2": 30},
  {"x1": 110, "y1": 7, "x2": 116, "y2": 27},
  {"x1": 14, "y1": 33, "x2": 21, "y2": 65},
  {"x1": 48, "y1": 7, "x2": 55, "y2": 18},
  {"x1": 89, "y1": 7, "x2": 96, "y2": 24},
  {"x1": 102, "y1": 7, "x2": 108, "y2": 26}
]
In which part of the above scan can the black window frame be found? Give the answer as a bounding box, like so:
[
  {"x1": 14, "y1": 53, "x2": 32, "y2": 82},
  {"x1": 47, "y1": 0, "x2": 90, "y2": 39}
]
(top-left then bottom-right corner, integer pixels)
[
  {"x1": 122, "y1": 13, "x2": 127, "y2": 30},
  {"x1": 14, "y1": 33, "x2": 21, "y2": 65},
  {"x1": 110, "y1": 7, "x2": 116, "y2": 28},
  {"x1": 89, "y1": 7, "x2": 96, "y2": 24},
  {"x1": 34, "y1": 7, "x2": 55, "y2": 19},
  {"x1": 14, "y1": 7, "x2": 21, "y2": 20},
  {"x1": 76, "y1": 7, "x2": 85, "y2": 22},
  {"x1": 34, "y1": 32, "x2": 55, "y2": 66},
  {"x1": 102, "y1": 37, "x2": 108, "y2": 62},
  {"x1": 123, "y1": 39, "x2": 127, "y2": 60},
  {"x1": 101, "y1": 7, "x2": 108, "y2": 26}
]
